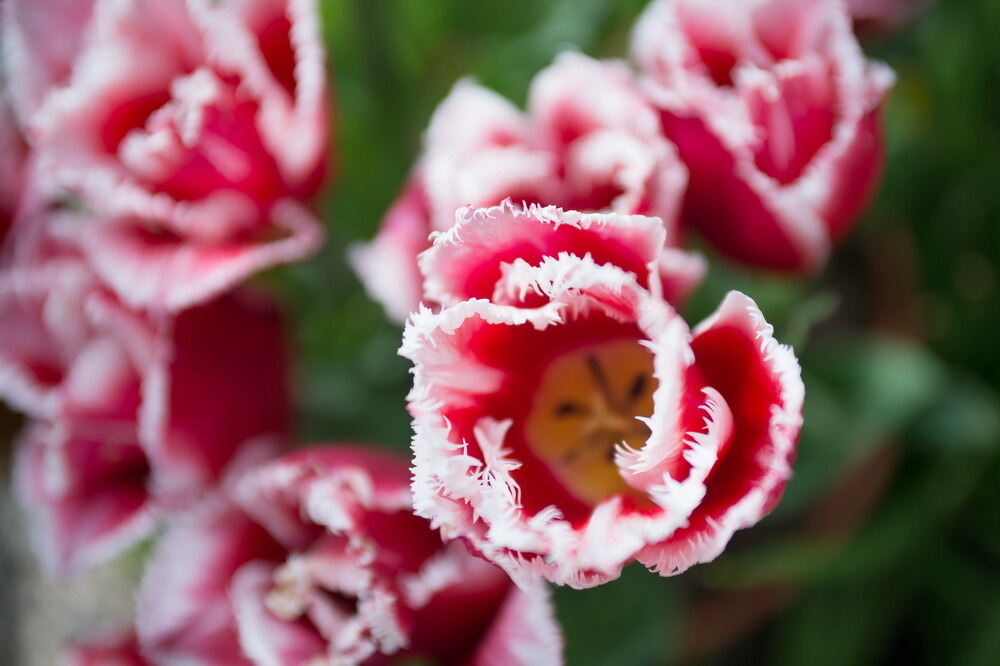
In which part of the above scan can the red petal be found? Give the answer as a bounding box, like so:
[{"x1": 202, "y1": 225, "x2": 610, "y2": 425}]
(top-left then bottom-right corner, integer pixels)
[
  {"x1": 62, "y1": 629, "x2": 149, "y2": 666},
  {"x1": 14, "y1": 423, "x2": 155, "y2": 577},
  {"x1": 143, "y1": 289, "x2": 291, "y2": 504},
  {"x1": 136, "y1": 499, "x2": 284, "y2": 665},
  {"x1": 639, "y1": 292, "x2": 803, "y2": 574}
]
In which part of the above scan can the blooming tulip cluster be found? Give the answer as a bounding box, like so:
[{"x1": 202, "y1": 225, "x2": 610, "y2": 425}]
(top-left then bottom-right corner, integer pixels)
[
  {"x1": 1, "y1": 0, "x2": 334, "y2": 661},
  {"x1": 0, "y1": 0, "x2": 324, "y2": 576},
  {"x1": 354, "y1": 0, "x2": 894, "y2": 310},
  {"x1": 354, "y1": 0, "x2": 889, "y2": 595},
  {"x1": 0, "y1": 0, "x2": 900, "y2": 663},
  {"x1": 136, "y1": 447, "x2": 560, "y2": 665}
]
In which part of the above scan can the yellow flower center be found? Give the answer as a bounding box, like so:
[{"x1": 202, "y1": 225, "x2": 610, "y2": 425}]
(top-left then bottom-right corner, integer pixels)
[{"x1": 524, "y1": 339, "x2": 655, "y2": 505}]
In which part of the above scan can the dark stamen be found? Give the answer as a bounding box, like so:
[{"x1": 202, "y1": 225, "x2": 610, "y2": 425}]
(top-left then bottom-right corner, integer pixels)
[
  {"x1": 562, "y1": 448, "x2": 580, "y2": 465},
  {"x1": 555, "y1": 402, "x2": 586, "y2": 417},
  {"x1": 585, "y1": 354, "x2": 622, "y2": 412},
  {"x1": 627, "y1": 374, "x2": 647, "y2": 403},
  {"x1": 606, "y1": 442, "x2": 619, "y2": 463}
]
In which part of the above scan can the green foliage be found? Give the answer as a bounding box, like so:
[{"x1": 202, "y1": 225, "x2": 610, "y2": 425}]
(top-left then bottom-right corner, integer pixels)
[{"x1": 555, "y1": 563, "x2": 679, "y2": 666}]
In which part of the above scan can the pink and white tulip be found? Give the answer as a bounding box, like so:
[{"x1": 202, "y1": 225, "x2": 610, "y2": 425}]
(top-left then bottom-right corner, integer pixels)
[
  {"x1": 351, "y1": 51, "x2": 698, "y2": 322},
  {"x1": 137, "y1": 446, "x2": 562, "y2": 665},
  {"x1": 632, "y1": 0, "x2": 894, "y2": 271},
  {"x1": 2, "y1": 249, "x2": 291, "y2": 575},
  {"x1": 402, "y1": 216, "x2": 804, "y2": 588},
  {"x1": 0, "y1": 99, "x2": 27, "y2": 247},
  {"x1": 420, "y1": 201, "x2": 704, "y2": 311},
  {"x1": 7, "y1": 0, "x2": 329, "y2": 310}
]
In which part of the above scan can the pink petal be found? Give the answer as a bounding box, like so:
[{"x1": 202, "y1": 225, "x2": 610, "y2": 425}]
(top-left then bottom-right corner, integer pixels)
[
  {"x1": 0, "y1": 257, "x2": 146, "y2": 423},
  {"x1": 400, "y1": 542, "x2": 563, "y2": 665},
  {"x1": 419, "y1": 201, "x2": 667, "y2": 307},
  {"x1": 229, "y1": 561, "x2": 328, "y2": 666},
  {"x1": 658, "y1": 246, "x2": 706, "y2": 306},
  {"x1": 348, "y1": 179, "x2": 431, "y2": 323},
  {"x1": 0, "y1": 100, "x2": 26, "y2": 246},
  {"x1": 0, "y1": 0, "x2": 97, "y2": 123},
  {"x1": 191, "y1": 0, "x2": 330, "y2": 192},
  {"x1": 638, "y1": 291, "x2": 804, "y2": 574},
  {"x1": 743, "y1": 59, "x2": 837, "y2": 185},
  {"x1": 468, "y1": 584, "x2": 563, "y2": 666},
  {"x1": 422, "y1": 79, "x2": 555, "y2": 232},
  {"x1": 816, "y1": 106, "x2": 887, "y2": 243},
  {"x1": 751, "y1": 0, "x2": 837, "y2": 62},
  {"x1": 136, "y1": 498, "x2": 284, "y2": 666},
  {"x1": 0, "y1": 261, "x2": 92, "y2": 419},
  {"x1": 53, "y1": 203, "x2": 322, "y2": 312},
  {"x1": 399, "y1": 543, "x2": 506, "y2": 656},
  {"x1": 231, "y1": 446, "x2": 414, "y2": 551},
  {"x1": 59, "y1": 336, "x2": 144, "y2": 426},
  {"x1": 14, "y1": 423, "x2": 156, "y2": 577},
  {"x1": 632, "y1": 0, "x2": 750, "y2": 85},
  {"x1": 528, "y1": 52, "x2": 688, "y2": 221},
  {"x1": 62, "y1": 629, "x2": 149, "y2": 666},
  {"x1": 141, "y1": 289, "x2": 291, "y2": 505},
  {"x1": 657, "y1": 108, "x2": 823, "y2": 270}
]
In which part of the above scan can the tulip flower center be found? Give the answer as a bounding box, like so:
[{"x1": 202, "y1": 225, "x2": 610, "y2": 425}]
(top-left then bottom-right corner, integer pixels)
[{"x1": 525, "y1": 339, "x2": 655, "y2": 505}]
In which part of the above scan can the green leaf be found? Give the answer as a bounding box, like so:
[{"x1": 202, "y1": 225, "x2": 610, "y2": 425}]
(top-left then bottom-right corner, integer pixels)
[
  {"x1": 804, "y1": 336, "x2": 947, "y2": 453},
  {"x1": 555, "y1": 564, "x2": 678, "y2": 666},
  {"x1": 907, "y1": 375, "x2": 1000, "y2": 454}
]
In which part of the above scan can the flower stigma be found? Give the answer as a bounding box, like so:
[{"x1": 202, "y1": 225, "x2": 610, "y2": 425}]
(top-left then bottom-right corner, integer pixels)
[{"x1": 525, "y1": 339, "x2": 655, "y2": 505}]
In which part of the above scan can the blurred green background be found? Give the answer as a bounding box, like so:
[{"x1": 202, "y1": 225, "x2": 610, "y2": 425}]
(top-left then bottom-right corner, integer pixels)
[{"x1": 270, "y1": 0, "x2": 1000, "y2": 664}]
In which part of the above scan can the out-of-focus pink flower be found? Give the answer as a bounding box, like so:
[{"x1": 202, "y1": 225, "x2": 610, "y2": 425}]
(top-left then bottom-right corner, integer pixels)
[
  {"x1": 137, "y1": 446, "x2": 562, "y2": 666},
  {"x1": 351, "y1": 51, "x2": 697, "y2": 322},
  {"x1": 847, "y1": 0, "x2": 928, "y2": 30},
  {"x1": 632, "y1": 0, "x2": 894, "y2": 271},
  {"x1": 401, "y1": 236, "x2": 803, "y2": 588},
  {"x1": 1, "y1": 0, "x2": 97, "y2": 124},
  {"x1": 6, "y1": 0, "x2": 328, "y2": 310},
  {"x1": 2, "y1": 250, "x2": 290, "y2": 575},
  {"x1": 0, "y1": 100, "x2": 27, "y2": 247},
  {"x1": 62, "y1": 630, "x2": 149, "y2": 666}
]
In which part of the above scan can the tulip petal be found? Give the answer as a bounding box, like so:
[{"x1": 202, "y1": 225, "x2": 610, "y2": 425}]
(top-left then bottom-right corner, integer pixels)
[
  {"x1": 348, "y1": 179, "x2": 431, "y2": 323},
  {"x1": 62, "y1": 629, "x2": 149, "y2": 666},
  {"x1": 420, "y1": 201, "x2": 667, "y2": 307},
  {"x1": 638, "y1": 291, "x2": 804, "y2": 574},
  {"x1": 136, "y1": 498, "x2": 283, "y2": 666},
  {"x1": 140, "y1": 290, "x2": 291, "y2": 504},
  {"x1": 0, "y1": 0, "x2": 97, "y2": 122},
  {"x1": 468, "y1": 584, "x2": 563, "y2": 666},
  {"x1": 14, "y1": 423, "x2": 155, "y2": 577}
]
